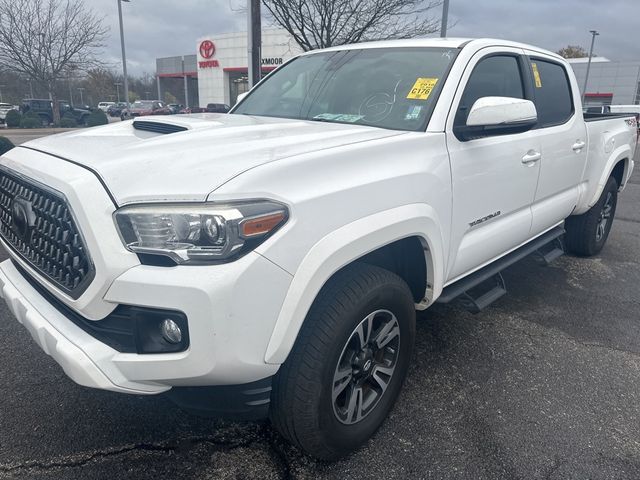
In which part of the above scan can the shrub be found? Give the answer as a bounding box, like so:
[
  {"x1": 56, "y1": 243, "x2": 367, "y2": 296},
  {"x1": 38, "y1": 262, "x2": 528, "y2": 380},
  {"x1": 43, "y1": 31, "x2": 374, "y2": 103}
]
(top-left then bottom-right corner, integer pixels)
[
  {"x1": 4, "y1": 109, "x2": 21, "y2": 128},
  {"x1": 0, "y1": 137, "x2": 14, "y2": 155},
  {"x1": 86, "y1": 110, "x2": 108, "y2": 127},
  {"x1": 20, "y1": 113, "x2": 41, "y2": 129},
  {"x1": 60, "y1": 113, "x2": 77, "y2": 128}
]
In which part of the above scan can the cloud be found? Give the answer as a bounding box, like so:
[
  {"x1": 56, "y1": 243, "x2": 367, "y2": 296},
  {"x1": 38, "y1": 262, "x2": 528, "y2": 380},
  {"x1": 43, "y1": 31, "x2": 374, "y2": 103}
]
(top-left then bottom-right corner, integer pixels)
[
  {"x1": 448, "y1": 0, "x2": 637, "y2": 61},
  {"x1": 88, "y1": 0, "x2": 638, "y2": 76},
  {"x1": 89, "y1": 0, "x2": 243, "y2": 75}
]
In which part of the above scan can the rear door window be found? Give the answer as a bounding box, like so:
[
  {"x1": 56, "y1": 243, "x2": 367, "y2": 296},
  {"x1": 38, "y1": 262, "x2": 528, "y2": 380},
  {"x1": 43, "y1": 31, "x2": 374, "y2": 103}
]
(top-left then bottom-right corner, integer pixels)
[{"x1": 529, "y1": 59, "x2": 574, "y2": 127}]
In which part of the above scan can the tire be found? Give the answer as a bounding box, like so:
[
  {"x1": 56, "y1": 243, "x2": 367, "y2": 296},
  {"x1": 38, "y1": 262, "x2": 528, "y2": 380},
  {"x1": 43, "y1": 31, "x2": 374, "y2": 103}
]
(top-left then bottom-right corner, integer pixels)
[
  {"x1": 270, "y1": 263, "x2": 416, "y2": 460},
  {"x1": 565, "y1": 175, "x2": 618, "y2": 257}
]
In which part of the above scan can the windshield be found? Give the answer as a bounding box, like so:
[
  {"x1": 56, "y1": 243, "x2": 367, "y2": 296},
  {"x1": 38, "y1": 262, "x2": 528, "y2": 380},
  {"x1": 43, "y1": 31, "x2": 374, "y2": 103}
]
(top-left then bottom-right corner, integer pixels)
[{"x1": 233, "y1": 47, "x2": 458, "y2": 131}]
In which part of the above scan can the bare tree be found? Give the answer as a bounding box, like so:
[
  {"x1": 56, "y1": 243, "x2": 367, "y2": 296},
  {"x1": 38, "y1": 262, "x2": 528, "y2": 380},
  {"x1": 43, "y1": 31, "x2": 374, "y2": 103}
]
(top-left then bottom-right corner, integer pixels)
[
  {"x1": 0, "y1": 0, "x2": 108, "y2": 125},
  {"x1": 260, "y1": 0, "x2": 443, "y2": 51},
  {"x1": 557, "y1": 45, "x2": 589, "y2": 59}
]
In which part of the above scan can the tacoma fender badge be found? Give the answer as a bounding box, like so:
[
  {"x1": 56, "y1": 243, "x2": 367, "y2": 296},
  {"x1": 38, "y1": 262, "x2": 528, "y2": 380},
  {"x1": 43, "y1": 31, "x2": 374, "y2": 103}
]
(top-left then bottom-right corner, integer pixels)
[{"x1": 469, "y1": 211, "x2": 501, "y2": 228}]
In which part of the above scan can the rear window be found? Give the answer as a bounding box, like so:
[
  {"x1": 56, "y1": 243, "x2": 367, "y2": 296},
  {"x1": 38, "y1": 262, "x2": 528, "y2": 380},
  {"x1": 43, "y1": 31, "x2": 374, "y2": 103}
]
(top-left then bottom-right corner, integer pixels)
[{"x1": 530, "y1": 59, "x2": 574, "y2": 127}]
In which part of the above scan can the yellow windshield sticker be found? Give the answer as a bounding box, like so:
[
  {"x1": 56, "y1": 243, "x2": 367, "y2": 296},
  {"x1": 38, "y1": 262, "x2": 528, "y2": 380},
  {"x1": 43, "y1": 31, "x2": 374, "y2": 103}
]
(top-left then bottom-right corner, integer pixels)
[
  {"x1": 531, "y1": 62, "x2": 542, "y2": 88},
  {"x1": 407, "y1": 78, "x2": 439, "y2": 100}
]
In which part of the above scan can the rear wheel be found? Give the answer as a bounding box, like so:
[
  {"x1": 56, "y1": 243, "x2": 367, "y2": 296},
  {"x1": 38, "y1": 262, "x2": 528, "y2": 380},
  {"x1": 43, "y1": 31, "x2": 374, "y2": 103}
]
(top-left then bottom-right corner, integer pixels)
[
  {"x1": 270, "y1": 263, "x2": 416, "y2": 460},
  {"x1": 565, "y1": 175, "x2": 618, "y2": 256}
]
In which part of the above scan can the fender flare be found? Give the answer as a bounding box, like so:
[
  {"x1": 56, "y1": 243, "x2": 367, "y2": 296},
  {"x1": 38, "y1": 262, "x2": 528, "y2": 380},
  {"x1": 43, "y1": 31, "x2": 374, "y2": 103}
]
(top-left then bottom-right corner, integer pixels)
[
  {"x1": 263, "y1": 203, "x2": 446, "y2": 365},
  {"x1": 587, "y1": 145, "x2": 633, "y2": 209}
]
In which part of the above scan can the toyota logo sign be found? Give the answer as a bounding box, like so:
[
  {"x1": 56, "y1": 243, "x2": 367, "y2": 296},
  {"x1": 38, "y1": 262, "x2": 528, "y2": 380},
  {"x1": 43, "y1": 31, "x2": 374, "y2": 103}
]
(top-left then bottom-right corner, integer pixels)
[{"x1": 199, "y1": 40, "x2": 216, "y2": 59}]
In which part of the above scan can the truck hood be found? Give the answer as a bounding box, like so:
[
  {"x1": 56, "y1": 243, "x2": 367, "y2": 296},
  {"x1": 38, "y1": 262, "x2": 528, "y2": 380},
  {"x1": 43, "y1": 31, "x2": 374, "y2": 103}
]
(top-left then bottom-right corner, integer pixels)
[{"x1": 20, "y1": 114, "x2": 406, "y2": 205}]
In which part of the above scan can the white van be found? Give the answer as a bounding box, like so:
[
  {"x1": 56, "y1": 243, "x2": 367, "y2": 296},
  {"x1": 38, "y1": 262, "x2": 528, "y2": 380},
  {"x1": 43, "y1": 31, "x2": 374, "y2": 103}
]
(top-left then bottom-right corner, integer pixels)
[{"x1": 97, "y1": 102, "x2": 115, "y2": 112}]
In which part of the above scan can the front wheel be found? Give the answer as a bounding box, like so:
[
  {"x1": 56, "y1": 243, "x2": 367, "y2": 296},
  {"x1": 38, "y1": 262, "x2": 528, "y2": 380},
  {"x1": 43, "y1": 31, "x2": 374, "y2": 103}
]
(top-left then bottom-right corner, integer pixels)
[
  {"x1": 270, "y1": 263, "x2": 416, "y2": 460},
  {"x1": 565, "y1": 175, "x2": 618, "y2": 256}
]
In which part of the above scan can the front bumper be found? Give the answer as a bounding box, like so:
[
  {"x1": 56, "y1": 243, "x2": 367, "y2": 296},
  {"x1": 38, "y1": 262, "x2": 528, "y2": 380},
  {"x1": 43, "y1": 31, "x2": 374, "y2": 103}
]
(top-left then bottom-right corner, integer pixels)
[{"x1": 0, "y1": 248, "x2": 292, "y2": 394}]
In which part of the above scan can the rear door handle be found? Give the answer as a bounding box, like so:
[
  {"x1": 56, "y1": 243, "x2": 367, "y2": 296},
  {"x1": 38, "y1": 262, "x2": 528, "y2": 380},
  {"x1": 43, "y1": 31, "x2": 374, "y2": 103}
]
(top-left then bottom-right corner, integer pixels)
[
  {"x1": 572, "y1": 140, "x2": 586, "y2": 152},
  {"x1": 522, "y1": 150, "x2": 541, "y2": 164}
]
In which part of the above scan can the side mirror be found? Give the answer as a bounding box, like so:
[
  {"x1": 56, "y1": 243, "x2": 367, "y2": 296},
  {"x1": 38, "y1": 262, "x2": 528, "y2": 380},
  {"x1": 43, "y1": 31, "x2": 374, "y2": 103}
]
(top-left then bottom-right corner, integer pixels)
[{"x1": 457, "y1": 96, "x2": 537, "y2": 140}]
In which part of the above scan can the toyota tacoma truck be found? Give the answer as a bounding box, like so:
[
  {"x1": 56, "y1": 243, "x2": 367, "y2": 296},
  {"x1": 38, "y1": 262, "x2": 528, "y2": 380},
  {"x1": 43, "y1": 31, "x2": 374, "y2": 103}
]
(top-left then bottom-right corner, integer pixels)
[{"x1": 0, "y1": 38, "x2": 636, "y2": 460}]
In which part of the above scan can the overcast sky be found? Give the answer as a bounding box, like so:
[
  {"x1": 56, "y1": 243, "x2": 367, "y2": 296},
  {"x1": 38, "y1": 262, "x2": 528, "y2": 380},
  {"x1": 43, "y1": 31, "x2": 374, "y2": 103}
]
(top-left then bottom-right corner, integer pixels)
[{"x1": 90, "y1": 0, "x2": 638, "y2": 75}]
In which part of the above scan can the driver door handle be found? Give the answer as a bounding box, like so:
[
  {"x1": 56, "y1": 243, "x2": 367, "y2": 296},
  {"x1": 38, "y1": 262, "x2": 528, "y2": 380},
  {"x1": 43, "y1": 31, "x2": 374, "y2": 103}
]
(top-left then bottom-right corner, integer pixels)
[{"x1": 522, "y1": 150, "x2": 542, "y2": 164}]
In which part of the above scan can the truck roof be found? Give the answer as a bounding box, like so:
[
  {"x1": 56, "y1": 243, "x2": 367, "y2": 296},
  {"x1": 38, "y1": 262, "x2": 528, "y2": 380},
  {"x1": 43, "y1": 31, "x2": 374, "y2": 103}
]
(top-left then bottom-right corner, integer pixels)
[{"x1": 302, "y1": 37, "x2": 564, "y2": 62}]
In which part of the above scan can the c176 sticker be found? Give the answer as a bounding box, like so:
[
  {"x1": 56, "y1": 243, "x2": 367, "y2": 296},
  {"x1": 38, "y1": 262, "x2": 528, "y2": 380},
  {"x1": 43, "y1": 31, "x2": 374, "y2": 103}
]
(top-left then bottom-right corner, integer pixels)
[
  {"x1": 531, "y1": 62, "x2": 542, "y2": 88},
  {"x1": 407, "y1": 78, "x2": 439, "y2": 100}
]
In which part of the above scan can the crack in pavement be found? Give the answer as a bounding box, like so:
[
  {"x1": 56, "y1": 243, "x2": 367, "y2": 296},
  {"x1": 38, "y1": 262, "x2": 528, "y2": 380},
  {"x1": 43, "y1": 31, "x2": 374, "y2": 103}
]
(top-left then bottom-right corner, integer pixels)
[{"x1": 0, "y1": 427, "x2": 295, "y2": 478}]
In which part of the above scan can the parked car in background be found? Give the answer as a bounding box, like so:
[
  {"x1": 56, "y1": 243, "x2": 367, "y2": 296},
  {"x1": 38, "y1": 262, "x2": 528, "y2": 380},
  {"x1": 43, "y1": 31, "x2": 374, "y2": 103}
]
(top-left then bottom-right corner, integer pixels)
[
  {"x1": 178, "y1": 106, "x2": 207, "y2": 114},
  {"x1": 98, "y1": 102, "x2": 115, "y2": 113},
  {"x1": 121, "y1": 100, "x2": 171, "y2": 120},
  {"x1": 21, "y1": 99, "x2": 91, "y2": 126},
  {"x1": 0, "y1": 103, "x2": 18, "y2": 124},
  {"x1": 167, "y1": 104, "x2": 184, "y2": 114},
  {"x1": 206, "y1": 103, "x2": 231, "y2": 113},
  {"x1": 107, "y1": 102, "x2": 129, "y2": 117}
]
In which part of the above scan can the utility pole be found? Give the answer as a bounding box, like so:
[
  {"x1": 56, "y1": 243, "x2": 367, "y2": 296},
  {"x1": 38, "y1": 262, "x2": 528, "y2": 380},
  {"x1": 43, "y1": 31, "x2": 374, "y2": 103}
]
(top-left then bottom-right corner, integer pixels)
[
  {"x1": 440, "y1": 0, "x2": 450, "y2": 37},
  {"x1": 118, "y1": 0, "x2": 131, "y2": 105},
  {"x1": 247, "y1": 0, "x2": 262, "y2": 88},
  {"x1": 582, "y1": 30, "x2": 599, "y2": 105}
]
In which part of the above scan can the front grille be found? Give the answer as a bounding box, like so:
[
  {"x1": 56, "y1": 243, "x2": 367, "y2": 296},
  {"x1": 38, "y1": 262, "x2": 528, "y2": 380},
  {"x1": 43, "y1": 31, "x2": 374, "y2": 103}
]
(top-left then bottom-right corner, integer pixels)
[
  {"x1": 133, "y1": 120, "x2": 187, "y2": 135},
  {"x1": 0, "y1": 168, "x2": 94, "y2": 298}
]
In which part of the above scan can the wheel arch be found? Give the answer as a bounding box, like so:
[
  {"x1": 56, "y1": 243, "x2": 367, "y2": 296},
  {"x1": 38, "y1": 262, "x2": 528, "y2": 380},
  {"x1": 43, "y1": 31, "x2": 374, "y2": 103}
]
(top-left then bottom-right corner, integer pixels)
[
  {"x1": 264, "y1": 203, "x2": 445, "y2": 365},
  {"x1": 584, "y1": 148, "x2": 633, "y2": 212}
]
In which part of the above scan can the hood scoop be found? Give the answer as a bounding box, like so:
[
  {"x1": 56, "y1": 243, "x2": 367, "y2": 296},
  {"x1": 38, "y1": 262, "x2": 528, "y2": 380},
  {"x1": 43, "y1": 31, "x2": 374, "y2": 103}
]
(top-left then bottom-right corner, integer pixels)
[{"x1": 133, "y1": 120, "x2": 188, "y2": 135}]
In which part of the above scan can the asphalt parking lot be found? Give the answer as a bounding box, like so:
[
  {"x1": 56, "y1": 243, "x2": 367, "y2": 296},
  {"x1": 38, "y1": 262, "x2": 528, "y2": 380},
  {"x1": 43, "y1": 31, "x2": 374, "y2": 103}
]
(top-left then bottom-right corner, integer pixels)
[{"x1": 0, "y1": 131, "x2": 638, "y2": 479}]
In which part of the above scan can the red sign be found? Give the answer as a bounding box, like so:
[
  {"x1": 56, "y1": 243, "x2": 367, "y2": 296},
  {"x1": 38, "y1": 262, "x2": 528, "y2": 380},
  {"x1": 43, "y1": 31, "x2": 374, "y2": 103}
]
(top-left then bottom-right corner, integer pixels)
[
  {"x1": 199, "y1": 40, "x2": 216, "y2": 59},
  {"x1": 199, "y1": 60, "x2": 220, "y2": 69}
]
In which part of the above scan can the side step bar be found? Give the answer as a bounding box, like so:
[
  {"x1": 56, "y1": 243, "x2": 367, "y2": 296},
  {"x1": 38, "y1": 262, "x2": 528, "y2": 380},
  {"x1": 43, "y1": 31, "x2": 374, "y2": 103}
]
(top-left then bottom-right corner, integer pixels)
[{"x1": 437, "y1": 226, "x2": 565, "y2": 313}]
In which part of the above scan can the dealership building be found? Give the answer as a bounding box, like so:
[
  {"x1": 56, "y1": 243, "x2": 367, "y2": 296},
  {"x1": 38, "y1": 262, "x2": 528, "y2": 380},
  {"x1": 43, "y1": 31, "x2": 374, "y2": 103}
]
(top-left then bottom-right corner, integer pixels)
[
  {"x1": 569, "y1": 57, "x2": 640, "y2": 106},
  {"x1": 156, "y1": 29, "x2": 302, "y2": 108}
]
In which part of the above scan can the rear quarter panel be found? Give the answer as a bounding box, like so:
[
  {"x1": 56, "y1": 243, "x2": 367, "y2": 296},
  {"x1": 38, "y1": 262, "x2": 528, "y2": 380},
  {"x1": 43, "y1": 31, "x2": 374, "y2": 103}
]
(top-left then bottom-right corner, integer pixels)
[{"x1": 577, "y1": 116, "x2": 637, "y2": 214}]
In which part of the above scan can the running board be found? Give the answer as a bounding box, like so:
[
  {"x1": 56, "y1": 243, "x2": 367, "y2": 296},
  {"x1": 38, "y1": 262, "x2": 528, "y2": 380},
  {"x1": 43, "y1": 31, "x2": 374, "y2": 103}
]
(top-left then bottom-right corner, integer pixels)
[{"x1": 437, "y1": 226, "x2": 565, "y2": 313}]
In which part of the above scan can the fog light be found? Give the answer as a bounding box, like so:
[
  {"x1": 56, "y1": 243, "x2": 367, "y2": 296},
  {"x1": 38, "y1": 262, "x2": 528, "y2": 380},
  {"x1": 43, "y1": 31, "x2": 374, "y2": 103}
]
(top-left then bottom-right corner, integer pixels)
[{"x1": 160, "y1": 319, "x2": 183, "y2": 344}]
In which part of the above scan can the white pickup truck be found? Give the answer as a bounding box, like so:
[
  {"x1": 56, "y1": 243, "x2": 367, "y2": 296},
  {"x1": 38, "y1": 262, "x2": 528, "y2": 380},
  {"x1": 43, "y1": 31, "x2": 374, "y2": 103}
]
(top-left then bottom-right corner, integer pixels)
[{"x1": 0, "y1": 38, "x2": 636, "y2": 459}]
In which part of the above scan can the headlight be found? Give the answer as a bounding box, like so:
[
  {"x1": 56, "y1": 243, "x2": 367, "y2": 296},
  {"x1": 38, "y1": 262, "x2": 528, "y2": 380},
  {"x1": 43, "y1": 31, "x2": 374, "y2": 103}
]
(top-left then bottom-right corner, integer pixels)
[{"x1": 114, "y1": 201, "x2": 288, "y2": 264}]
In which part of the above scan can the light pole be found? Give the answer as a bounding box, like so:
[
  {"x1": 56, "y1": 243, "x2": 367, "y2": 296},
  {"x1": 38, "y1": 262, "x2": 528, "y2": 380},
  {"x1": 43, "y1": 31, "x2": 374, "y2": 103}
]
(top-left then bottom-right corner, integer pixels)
[
  {"x1": 247, "y1": 0, "x2": 261, "y2": 88},
  {"x1": 77, "y1": 87, "x2": 85, "y2": 106},
  {"x1": 440, "y1": 0, "x2": 450, "y2": 37},
  {"x1": 0, "y1": 85, "x2": 5, "y2": 103},
  {"x1": 118, "y1": 0, "x2": 131, "y2": 105},
  {"x1": 582, "y1": 30, "x2": 599, "y2": 105},
  {"x1": 114, "y1": 82, "x2": 123, "y2": 102}
]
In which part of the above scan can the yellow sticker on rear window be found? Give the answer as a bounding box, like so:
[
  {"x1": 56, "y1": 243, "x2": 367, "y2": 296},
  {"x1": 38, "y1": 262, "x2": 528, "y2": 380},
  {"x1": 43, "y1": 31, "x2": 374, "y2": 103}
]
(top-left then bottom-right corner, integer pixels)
[
  {"x1": 531, "y1": 62, "x2": 542, "y2": 88},
  {"x1": 407, "y1": 78, "x2": 439, "y2": 100}
]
